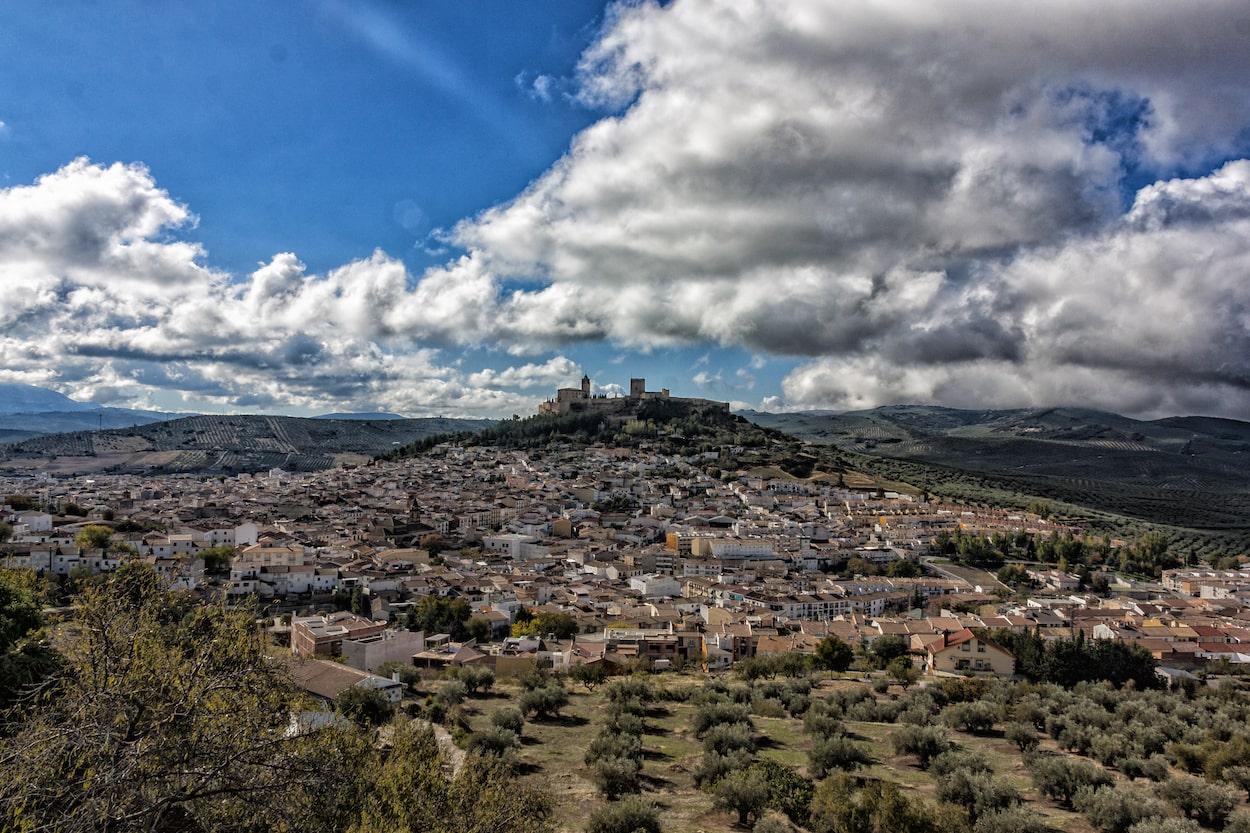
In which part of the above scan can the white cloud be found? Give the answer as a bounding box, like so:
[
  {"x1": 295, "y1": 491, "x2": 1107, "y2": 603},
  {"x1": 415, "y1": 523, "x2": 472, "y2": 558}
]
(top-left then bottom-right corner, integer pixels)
[{"x1": 8, "y1": 1, "x2": 1250, "y2": 419}]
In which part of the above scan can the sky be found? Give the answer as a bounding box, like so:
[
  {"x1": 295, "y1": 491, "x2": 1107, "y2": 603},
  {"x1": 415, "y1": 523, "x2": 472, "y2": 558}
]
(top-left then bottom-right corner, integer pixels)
[{"x1": 2, "y1": 1, "x2": 1250, "y2": 419}]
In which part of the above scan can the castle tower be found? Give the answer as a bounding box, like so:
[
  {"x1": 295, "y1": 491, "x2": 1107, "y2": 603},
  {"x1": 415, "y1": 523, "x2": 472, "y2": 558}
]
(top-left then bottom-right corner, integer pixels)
[
  {"x1": 581, "y1": 374, "x2": 591, "y2": 398},
  {"x1": 630, "y1": 378, "x2": 645, "y2": 399}
]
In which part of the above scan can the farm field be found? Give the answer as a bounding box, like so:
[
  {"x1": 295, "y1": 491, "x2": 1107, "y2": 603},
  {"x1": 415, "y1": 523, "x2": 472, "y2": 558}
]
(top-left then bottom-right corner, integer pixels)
[{"x1": 419, "y1": 670, "x2": 1250, "y2": 833}]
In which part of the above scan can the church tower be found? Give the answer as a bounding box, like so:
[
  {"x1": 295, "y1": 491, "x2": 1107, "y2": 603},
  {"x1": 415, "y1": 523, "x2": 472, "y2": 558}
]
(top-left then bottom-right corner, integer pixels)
[{"x1": 581, "y1": 374, "x2": 591, "y2": 398}]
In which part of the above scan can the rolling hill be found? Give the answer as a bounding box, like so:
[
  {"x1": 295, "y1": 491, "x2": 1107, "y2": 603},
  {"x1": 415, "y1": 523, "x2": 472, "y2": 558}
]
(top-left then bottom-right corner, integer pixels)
[
  {"x1": 740, "y1": 405, "x2": 1250, "y2": 553},
  {"x1": 0, "y1": 414, "x2": 495, "y2": 475}
]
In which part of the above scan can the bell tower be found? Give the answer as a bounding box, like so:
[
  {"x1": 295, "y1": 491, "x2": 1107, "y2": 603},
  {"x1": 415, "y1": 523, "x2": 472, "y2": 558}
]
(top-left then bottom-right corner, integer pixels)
[{"x1": 581, "y1": 374, "x2": 591, "y2": 398}]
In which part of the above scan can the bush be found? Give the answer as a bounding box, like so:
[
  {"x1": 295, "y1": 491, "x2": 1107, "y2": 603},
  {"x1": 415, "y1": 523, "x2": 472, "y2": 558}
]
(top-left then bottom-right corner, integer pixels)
[
  {"x1": 693, "y1": 702, "x2": 753, "y2": 737},
  {"x1": 467, "y1": 726, "x2": 519, "y2": 758},
  {"x1": 586, "y1": 796, "x2": 661, "y2": 833},
  {"x1": 929, "y1": 748, "x2": 993, "y2": 779},
  {"x1": 1120, "y1": 755, "x2": 1170, "y2": 782},
  {"x1": 606, "y1": 711, "x2": 646, "y2": 736},
  {"x1": 694, "y1": 749, "x2": 754, "y2": 786},
  {"x1": 808, "y1": 735, "x2": 869, "y2": 778},
  {"x1": 1222, "y1": 764, "x2": 1250, "y2": 800},
  {"x1": 1126, "y1": 821, "x2": 1201, "y2": 833},
  {"x1": 1074, "y1": 784, "x2": 1168, "y2": 833},
  {"x1": 890, "y1": 724, "x2": 951, "y2": 769},
  {"x1": 804, "y1": 712, "x2": 845, "y2": 740},
  {"x1": 936, "y1": 770, "x2": 1020, "y2": 824},
  {"x1": 586, "y1": 730, "x2": 643, "y2": 765},
  {"x1": 334, "y1": 685, "x2": 394, "y2": 728},
  {"x1": 752, "y1": 811, "x2": 794, "y2": 833},
  {"x1": 455, "y1": 665, "x2": 495, "y2": 695},
  {"x1": 1029, "y1": 755, "x2": 1113, "y2": 807},
  {"x1": 1160, "y1": 776, "x2": 1239, "y2": 829},
  {"x1": 703, "y1": 722, "x2": 756, "y2": 756},
  {"x1": 1006, "y1": 722, "x2": 1039, "y2": 752},
  {"x1": 1224, "y1": 814, "x2": 1250, "y2": 833},
  {"x1": 519, "y1": 684, "x2": 568, "y2": 719},
  {"x1": 438, "y1": 679, "x2": 468, "y2": 706},
  {"x1": 590, "y1": 755, "x2": 642, "y2": 799},
  {"x1": 749, "y1": 760, "x2": 813, "y2": 828},
  {"x1": 490, "y1": 707, "x2": 524, "y2": 734},
  {"x1": 975, "y1": 808, "x2": 1057, "y2": 833},
  {"x1": 942, "y1": 700, "x2": 1000, "y2": 734}
]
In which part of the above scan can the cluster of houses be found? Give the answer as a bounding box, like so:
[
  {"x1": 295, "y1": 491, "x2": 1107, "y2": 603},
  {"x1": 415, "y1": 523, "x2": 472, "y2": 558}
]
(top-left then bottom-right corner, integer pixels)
[{"x1": 4, "y1": 439, "x2": 1249, "y2": 708}]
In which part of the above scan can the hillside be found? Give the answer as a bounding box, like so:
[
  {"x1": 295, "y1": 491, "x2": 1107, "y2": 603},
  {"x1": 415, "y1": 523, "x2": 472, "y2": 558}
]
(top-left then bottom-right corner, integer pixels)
[
  {"x1": 0, "y1": 414, "x2": 494, "y2": 475},
  {"x1": 741, "y1": 405, "x2": 1250, "y2": 556}
]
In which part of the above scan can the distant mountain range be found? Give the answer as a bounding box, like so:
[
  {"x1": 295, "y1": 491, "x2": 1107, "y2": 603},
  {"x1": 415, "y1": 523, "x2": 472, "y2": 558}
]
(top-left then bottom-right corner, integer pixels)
[
  {"x1": 315, "y1": 412, "x2": 408, "y2": 420},
  {"x1": 0, "y1": 410, "x2": 495, "y2": 476},
  {"x1": 0, "y1": 382, "x2": 185, "y2": 441},
  {"x1": 739, "y1": 405, "x2": 1250, "y2": 550}
]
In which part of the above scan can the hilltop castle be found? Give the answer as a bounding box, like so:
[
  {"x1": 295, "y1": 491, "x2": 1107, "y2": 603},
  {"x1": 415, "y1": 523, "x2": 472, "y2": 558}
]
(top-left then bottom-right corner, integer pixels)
[{"x1": 538, "y1": 375, "x2": 728, "y2": 416}]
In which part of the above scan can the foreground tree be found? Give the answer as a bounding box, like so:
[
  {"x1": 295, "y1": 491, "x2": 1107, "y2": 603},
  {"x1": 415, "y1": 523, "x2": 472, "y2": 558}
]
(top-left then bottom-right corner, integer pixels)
[
  {"x1": 0, "y1": 563, "x2": 370, "y2": 832},
  {"x1": 352, "y1": 719, "x2": 553, "y2": 833}
]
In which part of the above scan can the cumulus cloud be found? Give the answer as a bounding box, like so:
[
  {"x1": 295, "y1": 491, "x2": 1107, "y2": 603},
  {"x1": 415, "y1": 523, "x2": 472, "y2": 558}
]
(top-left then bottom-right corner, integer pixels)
[
  {"x1": 0, "y1": 160, "x2": 564, "y2": 417},
  {"x1": 434, "y1": 0, "x2": 1250, "y2": 417},
  {"x1": 8, "y1": 0, "x2": 1250, "y2": 419}
]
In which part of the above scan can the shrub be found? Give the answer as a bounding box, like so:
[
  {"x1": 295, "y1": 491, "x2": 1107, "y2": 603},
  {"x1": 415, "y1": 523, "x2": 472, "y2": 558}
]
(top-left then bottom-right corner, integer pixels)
[
  {"x1": 749, "y1": 760, "x2": 813, "y2": 828},
  {"x1": 1006, "y1": 721, "x2": 1039, "y2": 752},
  {"x1": 490, "y1": 707, "x2": 524, "y2": 734},
  {"x1": 942, "y1": 700, "x2": 1000, "y2": 734},
  {"x1": 808, "y1": 736, "x2": 869, "y2": 778},
  {"x1": 1224, "y1": 814, "x2": 1250, "y2": 833},
  {"x1": 752, "y1": 811, "x2": 794, "y2": 833},
  {"x1": 467, "y1": 726, "x2": 520, "y2": 758},
  {"x1": 975, "y1": 808, "x2": 1056, "y2": 833},
  {"x1": 1073, "y1": 784, "x2": 1167, "y2": 833},
  {"x1": 586, "y1": 730, "x2": 643, "y2": 765},
  {"x1": 455, "y1": 665, "x2": 495, "y2": 695},
  {"x1": 929, "y1": 748, "x2": 993, "y2": 779},
  {"x1": 693, "y1": 702, "x2": 753, "y2": 737},
  {"x1": 606, "y1": 676, "x2": 653, "y2": 704},
  {"x1": 1126, "y1": 820, "x2": 1202, "y2": 833},
  {"x1": 703, "y1": 722, "x2": 755, "y2": 756},
  {"x1": 606, "y1": 711, "x2": 646, "y2": 737},
  {"x1": 518, "y1": 684, "x2": 569, "y2": 719},
  {"x1": 586, "y1": 796, "x2": 661, "y2": 833},
  {"x1": 590, "y1": 755, "x2": 642, "y2": 799},
  {"x1": 803, "y1": 712, "x2": 845, "y2": 740},
  {"x1": 752, "y1": 697, "x2": 787, "y2": 718},
  {"x1": 937, "y1": 770, "x2": 1020, "y2": 824},
  {"x1": 890, "y1": 724, "x2": 951, "y2": 769},
  {"x1": 1222, "y1": 764, "x2": 1250, "y2": 800},
  {"x1": 334, "y1": 685, "x2": 394, "y2": 728},
  {"x1": 1029, "y1": 755, "x2": 1113, "y2": 807},
  {"x1": 1160, "y1": 776, "x2": 1239, "y2": 829},
  {"x1": 1119, "y1": 755, "x2": 1170, "y2": 782},
  {"x1": 694, "y1": 749, "x2": 754, "y2": 786},
  {"x1": 438, "y1": 679, "x2": 468, "y2": 706}
]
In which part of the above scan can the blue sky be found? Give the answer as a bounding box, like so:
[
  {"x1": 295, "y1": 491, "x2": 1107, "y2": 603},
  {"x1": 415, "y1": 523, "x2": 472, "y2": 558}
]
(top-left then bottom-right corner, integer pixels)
[
  {"x1": 0, "y1": 0, "x2": 789, "y2": 414},
  {"x1": 2, "y1": 1, "x2": 1249, "y2": 419}
]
